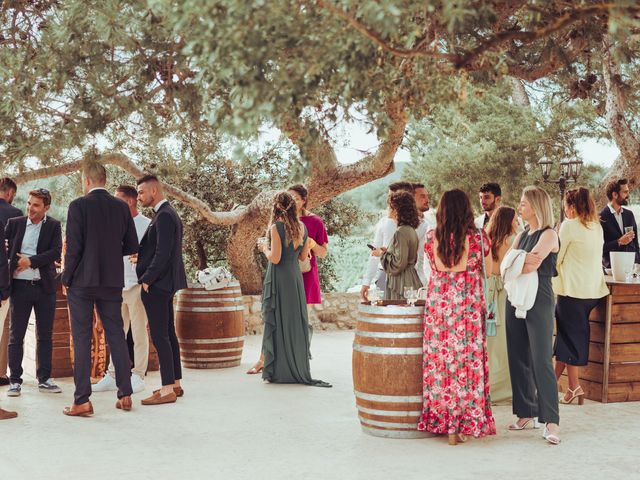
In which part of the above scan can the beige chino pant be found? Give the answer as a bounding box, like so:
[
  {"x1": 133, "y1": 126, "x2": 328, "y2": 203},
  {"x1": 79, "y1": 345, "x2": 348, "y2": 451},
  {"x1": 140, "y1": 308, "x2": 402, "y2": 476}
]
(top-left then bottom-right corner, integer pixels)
[{"x1": 108, "y1": 285, "x2": 149, "y2": 378}]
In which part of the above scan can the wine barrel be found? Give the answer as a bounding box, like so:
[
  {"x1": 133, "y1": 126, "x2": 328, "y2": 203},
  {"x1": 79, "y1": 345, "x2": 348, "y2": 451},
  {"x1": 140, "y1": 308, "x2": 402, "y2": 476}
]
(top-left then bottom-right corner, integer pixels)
[
  {"x1": 175, "y1": 282, "x2": 245, "y2": 369},
  {"x1": 352, "y1": 302, "x2": 430, "y2": 439}
]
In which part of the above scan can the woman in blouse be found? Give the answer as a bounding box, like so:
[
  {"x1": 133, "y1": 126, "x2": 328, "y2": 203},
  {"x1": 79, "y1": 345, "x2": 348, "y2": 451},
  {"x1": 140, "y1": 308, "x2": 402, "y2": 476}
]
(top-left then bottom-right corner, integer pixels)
[{"x1": 553, "y1": 187, "x2": 608, "y2": 405}]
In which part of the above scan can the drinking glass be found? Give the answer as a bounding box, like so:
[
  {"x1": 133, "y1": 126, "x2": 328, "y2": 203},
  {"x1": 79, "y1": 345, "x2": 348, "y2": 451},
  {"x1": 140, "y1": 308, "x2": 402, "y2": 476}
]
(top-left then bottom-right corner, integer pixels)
[
  {"x1": 368, "y1": 286, "x2": 380, "y2": 304},
  {"x1": 624, "y1": 265, "x2": 634, "y2": 283},
  {"x1": 625, "y1": 226, "x2": 634, "y2": 235}
]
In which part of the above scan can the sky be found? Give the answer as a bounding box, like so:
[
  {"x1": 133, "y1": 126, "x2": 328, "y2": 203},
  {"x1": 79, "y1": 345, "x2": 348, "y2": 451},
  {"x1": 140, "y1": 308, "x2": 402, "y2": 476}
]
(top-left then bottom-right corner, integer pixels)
[{"x1": 331, "y1": 122, "x2": 621, "y2": 168}]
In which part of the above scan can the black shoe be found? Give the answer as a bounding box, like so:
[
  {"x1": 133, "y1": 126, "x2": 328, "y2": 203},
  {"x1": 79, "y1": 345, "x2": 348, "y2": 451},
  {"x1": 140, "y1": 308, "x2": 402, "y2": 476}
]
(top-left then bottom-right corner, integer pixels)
[{"x1": 0, "y1": 377, "x2": 9, "y2": 387}]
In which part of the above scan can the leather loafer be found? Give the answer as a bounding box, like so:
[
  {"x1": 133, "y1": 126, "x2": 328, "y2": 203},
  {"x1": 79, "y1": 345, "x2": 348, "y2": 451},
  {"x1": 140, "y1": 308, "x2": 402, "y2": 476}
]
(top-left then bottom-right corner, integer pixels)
[
  {"x1": 0, "y1": 408, "x2": 18, "y2": 420},
  {"x1": 63, "y1": 401, "x2": 94, "y2": 417},
  {"x1": 153, "y1": 386, "x2": 184, "y2": 397},
  {"x1": 116, "y1": 395, "x2": 133, "y2": 411},
  {"x1": 141, "y1": 391, "x2": 177, "y2": 406}
]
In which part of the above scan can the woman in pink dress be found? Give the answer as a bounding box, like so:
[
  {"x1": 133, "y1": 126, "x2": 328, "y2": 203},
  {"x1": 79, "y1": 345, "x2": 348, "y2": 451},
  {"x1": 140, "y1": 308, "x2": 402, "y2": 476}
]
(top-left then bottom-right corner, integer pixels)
[
  {"x1": 246, "y1": 184, "x2": 328, "y2": 374},
  {"x1": 418, "y1": 189, "x2": 496, "y2": 445}
]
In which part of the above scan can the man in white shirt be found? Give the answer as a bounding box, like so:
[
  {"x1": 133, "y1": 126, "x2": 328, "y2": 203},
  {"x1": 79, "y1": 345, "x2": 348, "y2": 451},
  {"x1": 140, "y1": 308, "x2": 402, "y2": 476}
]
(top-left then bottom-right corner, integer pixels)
[
  {"x1": 475, "y1": 182, "x2": 502, "y2": 229},
  {"x1": 93, "y1": 185, "x2": 151, "y2": 394},
  {"x1": 360, "y1": 181, "x2": 433, "y2": 301}
]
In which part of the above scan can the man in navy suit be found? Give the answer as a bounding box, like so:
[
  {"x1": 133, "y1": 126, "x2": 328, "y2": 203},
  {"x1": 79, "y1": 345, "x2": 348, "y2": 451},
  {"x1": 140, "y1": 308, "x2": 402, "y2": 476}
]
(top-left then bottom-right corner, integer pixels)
[
  {"x1": 136, "y1": 175, "x2": 187, "y2": 406},
  {"x1": 0, "y1": 213, "x2": 17, "y2": 420},
  {"x1": 5, "y1": 189, "x2": 62, "y2": 397},
  {"x1": 0, "y1": 177, "x2": 22, "y2": 387},
  {"x1": 62, "y1": 161, "x2": 139, "y2": 416},
  {"x1": 600, "y1": 178, "x2": 640, "y2": 268}
]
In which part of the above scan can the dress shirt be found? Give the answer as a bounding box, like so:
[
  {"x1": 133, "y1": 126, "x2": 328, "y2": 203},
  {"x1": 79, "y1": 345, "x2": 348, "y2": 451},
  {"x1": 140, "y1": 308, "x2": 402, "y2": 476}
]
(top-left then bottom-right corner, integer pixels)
[
  {"x1": 416, "y1": 213, "x2": 434, "y2": 285},
  {"x1": 608, "y1": 203, "x2": 625, "y2": 234},
  {"x1": 154, "y1": 199, "x2": 168, "y2": 212},
  {"x1": 362, "y1": 216, "x2": 397, "y2": 286},
  {"x1": 123, "y1": 213, "x2": 152, "y2": 290},
  {"x1": 14, "y1": 216, "x2": 46, "y2": 281}
]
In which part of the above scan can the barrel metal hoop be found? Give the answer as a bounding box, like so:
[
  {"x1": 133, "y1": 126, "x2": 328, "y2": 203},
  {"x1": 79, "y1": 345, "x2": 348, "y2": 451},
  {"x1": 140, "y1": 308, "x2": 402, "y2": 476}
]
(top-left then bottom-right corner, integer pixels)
[
  {"x1": 179, "y1": 347, "x2": 244, "y2": 353},
  {"x1": 357, "y1": 316, "x2": 422, "y2": 325},
  {"x1": 179, "y1": 337, "x2": 245, "y2": 344},
  {"x1": 358, "y1": 304, "x2": 424, "y2": 315},
  {"x1": 354, "y1": 390, "x2": 423, "y2": 403},
  {"x1": 180, "y1": 289, "x2": 242, "y2": 296},
  {"x1": 356, "y1": 406, "x2": 421, "y2": 417},
  {"x1": 177, "y1": 297, "x2": 243, "y2": 303},
  {"x1": 175, "y1": 306, "x2": 245, "y2": 313},
  {"x1": 182, "y1": 355, "x2": 243, "y2": 362},
  {"x1": 360, "y1": 426, "x2": 432, "y2": 439},
  {"x1": 352, "y1": 344, "x2": 423, "y2": 355},
  {"x1": 355, "y1": 331, "x2": 422, "y2": 339}
]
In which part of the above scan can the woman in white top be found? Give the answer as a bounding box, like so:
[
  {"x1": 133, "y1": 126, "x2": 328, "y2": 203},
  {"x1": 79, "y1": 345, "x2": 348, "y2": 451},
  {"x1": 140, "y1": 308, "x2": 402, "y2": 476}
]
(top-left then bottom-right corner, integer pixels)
[{"x1": 552, "y1": 187, "x2": 609, "y2": 405}]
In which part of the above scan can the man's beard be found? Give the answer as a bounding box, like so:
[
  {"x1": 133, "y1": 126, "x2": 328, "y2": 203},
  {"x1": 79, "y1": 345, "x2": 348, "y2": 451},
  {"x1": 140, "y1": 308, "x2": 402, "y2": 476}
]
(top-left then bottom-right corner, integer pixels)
[
  {"x1": 619, "y1": 198, "x2": 629, "y2": 206},
  {"x1": 482, "y1": 202, "x2": 495, "y2": 212}
]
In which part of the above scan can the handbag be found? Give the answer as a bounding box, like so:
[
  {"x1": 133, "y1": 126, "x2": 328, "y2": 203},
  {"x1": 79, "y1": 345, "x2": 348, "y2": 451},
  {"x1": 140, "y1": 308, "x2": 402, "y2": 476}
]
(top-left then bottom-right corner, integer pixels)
[
  {"x1": 479, "y1": 229, "x2": 497, "y2": 337},
  {"x1": 299, "y1": 255, "x2": 312, "y2": 273}
]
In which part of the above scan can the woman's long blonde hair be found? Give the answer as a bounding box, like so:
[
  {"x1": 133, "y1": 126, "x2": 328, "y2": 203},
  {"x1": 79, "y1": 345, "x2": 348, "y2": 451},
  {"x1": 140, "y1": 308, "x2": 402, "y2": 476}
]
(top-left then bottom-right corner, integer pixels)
[
  {"x1": 522, "y1": 186, "x2": 555, "y2": 229},
  {"x1": 267, "y1": 191, "x2": 303, "y2": 246}
]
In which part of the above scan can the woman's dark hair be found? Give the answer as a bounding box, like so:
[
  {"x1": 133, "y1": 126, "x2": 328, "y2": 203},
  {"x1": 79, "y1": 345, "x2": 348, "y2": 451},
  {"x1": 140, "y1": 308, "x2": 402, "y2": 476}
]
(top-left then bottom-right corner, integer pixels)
[
  {"x1": 565, "y1": 187, "x2": 597, "y2": 227},
  {"x1": 435, "y1": 189, "x2": 475, "y2": 268},
  {"x1": 268, "y1": 191, "x2": 302, "y2": 246},
  {"x1": 287, "y1": 183, "x2": 308, "y2": 211},
  {"x1": 388, "y1": 191, "x2": 420, "y2": 229},
  {"x1": 486, "y1": 206, "x2": 517, "y2": 258}
]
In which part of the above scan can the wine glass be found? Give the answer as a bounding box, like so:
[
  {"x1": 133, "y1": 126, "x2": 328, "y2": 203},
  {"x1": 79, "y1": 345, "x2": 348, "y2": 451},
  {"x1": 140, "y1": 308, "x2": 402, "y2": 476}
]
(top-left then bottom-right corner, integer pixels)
[
  {"x1": 404, "y1": 287, "x2": 416, "y2": 306},
  {"x1": 368, "y1": 286, "x2": 380, "y2": 305},
  {"x1": 624, "y1": 264, "x2": 634, "y2": 283}
]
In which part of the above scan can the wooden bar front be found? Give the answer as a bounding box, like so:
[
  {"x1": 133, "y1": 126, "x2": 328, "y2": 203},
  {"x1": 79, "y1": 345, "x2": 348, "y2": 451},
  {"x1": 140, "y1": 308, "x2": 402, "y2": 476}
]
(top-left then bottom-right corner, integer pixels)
[{"x1": 560, "y1": 277, "x2": 640, "y2": 403}]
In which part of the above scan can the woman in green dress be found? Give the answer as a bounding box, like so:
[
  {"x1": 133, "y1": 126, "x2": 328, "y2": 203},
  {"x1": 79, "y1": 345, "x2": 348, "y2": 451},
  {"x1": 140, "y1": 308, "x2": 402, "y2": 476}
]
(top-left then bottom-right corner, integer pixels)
[
  {"x1": 485, "y1": 206, "x2": 518, "y2": 405},
  {"x1": 256, "y1": 192, "x2": 331, "y2": 387},
  {"x1": 371, "y1": 191, "x2": 422, "y2": 300}
]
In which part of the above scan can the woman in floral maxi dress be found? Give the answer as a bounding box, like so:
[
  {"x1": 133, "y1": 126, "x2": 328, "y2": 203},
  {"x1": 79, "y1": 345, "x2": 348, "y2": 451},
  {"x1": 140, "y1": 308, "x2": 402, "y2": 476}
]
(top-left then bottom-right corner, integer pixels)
[{"x1": 417, "y1": 189, "x2": 496, "y2": 445}]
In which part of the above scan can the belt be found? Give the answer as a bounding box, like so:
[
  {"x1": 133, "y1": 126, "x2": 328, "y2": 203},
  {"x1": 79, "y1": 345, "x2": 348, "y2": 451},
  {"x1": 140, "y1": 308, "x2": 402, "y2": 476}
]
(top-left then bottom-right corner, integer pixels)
[{"x1": 13, "y1": 278, "x2": 42, "y2": 286}]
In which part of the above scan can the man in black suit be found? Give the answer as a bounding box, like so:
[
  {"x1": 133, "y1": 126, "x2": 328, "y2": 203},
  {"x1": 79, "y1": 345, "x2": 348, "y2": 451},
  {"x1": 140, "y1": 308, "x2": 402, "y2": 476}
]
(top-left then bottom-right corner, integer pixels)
[
  {"x1": 136, "y1": 175, "x2": 187, "y2": 406},
  {"x1": 600, "y1": 178, "x2": 640, "y2": 268},
  {"x1": 62, "y1": 161, "x2": 139, "y2": 416},
  {"x1": 0, "y1": 214, "x2": 17, "y2": 420},
  {"x1": 0, "y1": 177, "x2": 22, "y2": 387},
  {"x1": 5, "y1": 189, "x2": 62, "y2": 397}
]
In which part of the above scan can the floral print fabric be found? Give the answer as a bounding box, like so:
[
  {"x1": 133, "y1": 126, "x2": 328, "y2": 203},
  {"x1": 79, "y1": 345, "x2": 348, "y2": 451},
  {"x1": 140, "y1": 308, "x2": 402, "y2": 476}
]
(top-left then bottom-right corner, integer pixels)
[{"x1": 417, "y1": 229, "x2": 496, "y2": 437}]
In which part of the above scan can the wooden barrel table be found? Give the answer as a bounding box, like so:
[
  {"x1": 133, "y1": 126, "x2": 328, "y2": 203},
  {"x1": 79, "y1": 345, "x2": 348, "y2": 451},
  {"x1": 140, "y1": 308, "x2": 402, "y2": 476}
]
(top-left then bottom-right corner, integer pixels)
[
  {"x1": 352, "y1": 301, "x2": 429, "y2": 439},
  {"x1": 175, "y1": 282, "x2": 245, "y2": 369}
]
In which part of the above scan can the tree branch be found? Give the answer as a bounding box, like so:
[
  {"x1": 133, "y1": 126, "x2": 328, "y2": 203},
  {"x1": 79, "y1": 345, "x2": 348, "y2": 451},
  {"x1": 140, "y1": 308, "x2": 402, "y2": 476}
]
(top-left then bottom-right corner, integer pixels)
[{"x1": 9, "y1": 153, "x2": 248, "y2": 225}]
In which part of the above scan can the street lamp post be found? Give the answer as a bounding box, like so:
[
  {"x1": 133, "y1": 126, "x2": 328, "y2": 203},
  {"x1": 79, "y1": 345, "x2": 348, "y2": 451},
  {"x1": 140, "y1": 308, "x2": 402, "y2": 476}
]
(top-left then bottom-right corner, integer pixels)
[{"x1": 538, "y1": 156, "x2": 584, "y2": 222}]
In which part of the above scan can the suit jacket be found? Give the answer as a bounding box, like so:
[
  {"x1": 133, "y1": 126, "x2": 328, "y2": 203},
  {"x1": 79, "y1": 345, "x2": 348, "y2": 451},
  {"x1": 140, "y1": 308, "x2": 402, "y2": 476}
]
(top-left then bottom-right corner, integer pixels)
[
  {"x1": 62, "y1": 189, "x2": 139, "y2": 289},
  {"x1": 137, "y1": 201, "x2": 187, "y2": 295},
  {"x1": 5, "y1": 216, "x2": 62, "y2": 295},
  {"x1": 0, "y1": 198, "x2": 22, "y2": 230},
  {"x1": 0, "y1": 226, "x2": 9, "y2": 300},
  {"x1": 600, "y1": 205, "x2": 640, "y2": 268}
]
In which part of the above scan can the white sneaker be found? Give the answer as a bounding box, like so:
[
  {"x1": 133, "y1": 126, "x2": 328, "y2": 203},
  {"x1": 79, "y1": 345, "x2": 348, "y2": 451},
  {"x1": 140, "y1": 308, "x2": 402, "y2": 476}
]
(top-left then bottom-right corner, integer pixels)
[
  {"x1": 92, "y1": 374, "x2": 117, "y2": 392},
  {"x1": 130, "y1": 374, "x2": 145, "y2": 394}
]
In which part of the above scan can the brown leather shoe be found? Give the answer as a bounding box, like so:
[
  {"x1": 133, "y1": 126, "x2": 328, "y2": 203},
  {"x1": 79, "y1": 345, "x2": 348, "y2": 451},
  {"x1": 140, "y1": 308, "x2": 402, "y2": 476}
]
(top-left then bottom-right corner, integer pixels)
[
  {"x1": 0, "y1": 408, "x2": 18, "y2": 420},
  {"x1": 141, "y1": 391, "x2": 177, "y2": 406},
  {"x1": 116, "y1": 395, "x2": 133, "y2": 411},
  {"x1": 63, "y1": 401, "x2": 94, "y2": 417},
  {"x1": 153, "y1": 386, "x2": 184, "y2": 397}
]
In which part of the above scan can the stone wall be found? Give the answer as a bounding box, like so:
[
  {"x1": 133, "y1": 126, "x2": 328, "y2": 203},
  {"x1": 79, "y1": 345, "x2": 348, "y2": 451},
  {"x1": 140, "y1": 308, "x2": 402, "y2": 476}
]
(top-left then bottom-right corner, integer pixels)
[{"x1": 242, "y1": 292, "x2": 359, "y2": 335}]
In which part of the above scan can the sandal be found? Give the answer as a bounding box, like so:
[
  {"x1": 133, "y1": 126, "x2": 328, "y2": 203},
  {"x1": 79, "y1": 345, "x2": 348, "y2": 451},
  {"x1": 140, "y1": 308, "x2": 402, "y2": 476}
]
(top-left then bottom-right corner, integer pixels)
[
  {"x1": 447, "y1": 433, "x2": 467, "y2": 446},
  {"x1": 559, "y1": 385, "x2": 585, "y2": 405},
  {"x1": 246, "y1": 362, "x2": 264, "y2": 375},
  {"x1": 508, "y1": 417, "x2": 540, "y2": 430},
  {"x1": 543, "y1": 424, "x2": 561, "y2": 445}
]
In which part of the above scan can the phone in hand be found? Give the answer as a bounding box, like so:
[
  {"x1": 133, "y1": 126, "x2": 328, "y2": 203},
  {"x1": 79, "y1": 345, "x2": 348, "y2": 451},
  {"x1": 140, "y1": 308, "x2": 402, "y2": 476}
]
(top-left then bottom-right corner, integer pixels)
[{"x1": 367, "y1": 244, "x2": 376, "y2": 250}]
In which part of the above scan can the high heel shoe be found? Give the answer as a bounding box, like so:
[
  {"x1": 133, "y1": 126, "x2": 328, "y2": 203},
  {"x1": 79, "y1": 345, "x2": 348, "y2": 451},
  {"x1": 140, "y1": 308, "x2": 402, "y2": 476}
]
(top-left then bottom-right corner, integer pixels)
[
  {"x1": 559, "y1": 385, "x2": 585, "y2": 405},
  {"x1": 246, "y1": 362, "x2": 264, "y2": 375},
  {"x1": 507, "y1": 417, "x2": 540, "y2": 430},
  {"x1": 543, "y1": 424, "x2": 561, "y2": 445}
]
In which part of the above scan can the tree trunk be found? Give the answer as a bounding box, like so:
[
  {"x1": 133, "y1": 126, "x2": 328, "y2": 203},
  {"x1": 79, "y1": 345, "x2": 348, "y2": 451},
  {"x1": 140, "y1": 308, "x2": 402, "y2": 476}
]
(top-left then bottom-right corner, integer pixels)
[
  {"x1": 598, "y1": 36, "x2": 640, "y2": 204},
  {"x1": 195, "y1": 239, "x2": 208, "y2": 271}
]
